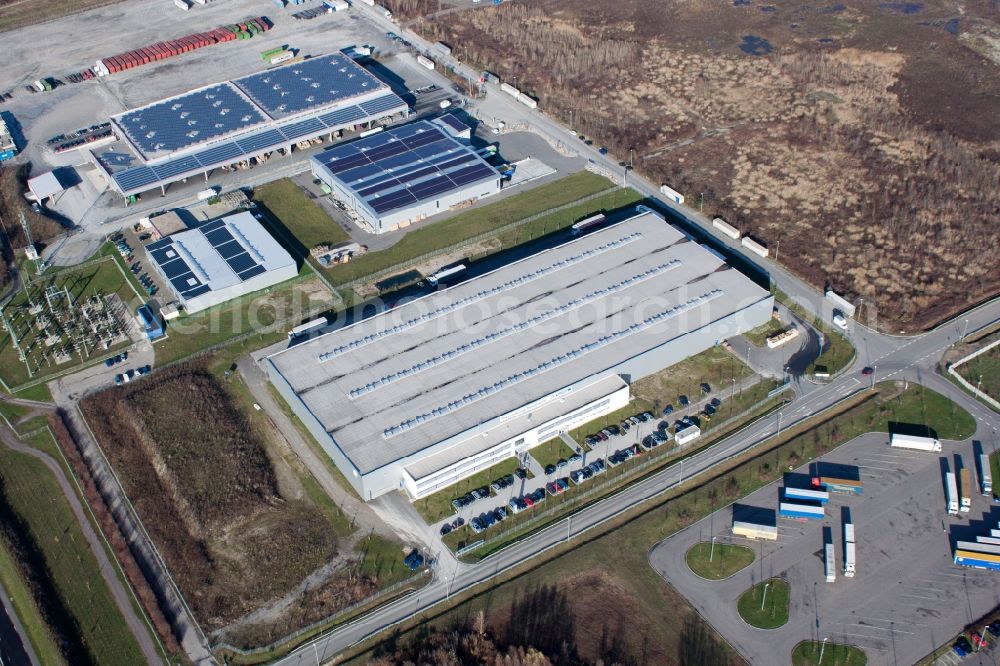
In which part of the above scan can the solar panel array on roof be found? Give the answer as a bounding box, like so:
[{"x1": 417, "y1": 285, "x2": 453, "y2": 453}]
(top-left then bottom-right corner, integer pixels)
[
  {"x1": 116, "y1": 83, "x2": 267, "y2": 158},
  {"x1": 314, "y1": 120, "x2": 498, "y2": 217},
  {"x1": 146, "y1": 237, "x2": 212, "y2": 300},
  {"x1": 198, "y1": 217, "x2": 268, "y2": 281},
  {"x1": 435, "y1": 113, "x2": 469, "y2": 134},
  {"x1": 110, "y1": 91, "x2": 407, "y2": 194}
]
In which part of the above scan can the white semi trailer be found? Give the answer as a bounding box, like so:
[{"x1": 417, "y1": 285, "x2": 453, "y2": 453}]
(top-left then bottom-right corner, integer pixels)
[{"x1": 890, "y1": 433, "x2": 941, "y2": 452}]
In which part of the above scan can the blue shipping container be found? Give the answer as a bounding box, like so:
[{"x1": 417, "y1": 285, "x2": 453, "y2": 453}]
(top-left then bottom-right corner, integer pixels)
[
  {"x1": 779, "y1": 501, "x2": 824, "y2": 520},
  {"x1": 0, "y1": 150, "x2": 15, "y2": 162},
  {"x1": 784, "y1": 487, "x2": 830, "y2": 504}
]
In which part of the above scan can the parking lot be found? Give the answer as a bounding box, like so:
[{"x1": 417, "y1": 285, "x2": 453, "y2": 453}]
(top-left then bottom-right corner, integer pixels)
[{"x1": 649, "y1": 430, "x2": 1000, "y2": 666}]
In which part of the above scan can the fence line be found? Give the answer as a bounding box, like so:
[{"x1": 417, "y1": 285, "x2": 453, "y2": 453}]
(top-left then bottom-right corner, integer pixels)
[
  {"x1": 212, "y1": 570, "x2": 432, "y2": 657},
  {"x1": 948, "y1": 337, "x2": 1000, "y2": 409},
  {"x1": 463, "y1": 385, "x2": 785, "y2": 555}
]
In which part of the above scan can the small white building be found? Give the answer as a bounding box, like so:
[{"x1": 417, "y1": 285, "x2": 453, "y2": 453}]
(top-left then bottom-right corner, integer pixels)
[{"x1": 145, "y1": 211, "x2": 297, "y2": 314}]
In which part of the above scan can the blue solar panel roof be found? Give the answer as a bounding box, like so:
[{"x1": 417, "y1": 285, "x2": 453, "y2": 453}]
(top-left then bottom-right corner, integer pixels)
[
  {"x1": 314, "y1": 120, "x2": 499, "y2": 218},
  {"x1": 234, "y1": 53, "x2": 387, "y2": 120},
  {"x1": 115, "y1": 84, "x2": 267, "y2": 159}
]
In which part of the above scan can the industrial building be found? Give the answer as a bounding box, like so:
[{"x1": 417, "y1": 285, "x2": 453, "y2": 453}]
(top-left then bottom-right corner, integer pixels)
[
  {"x1": 96, "y1": 52, "x2": 408, "y2": 199},
  {"x1": 310, "y1": 119, "x2": 500, "y2": 233},
  {"x1": 145, "y1": 210, "x2": 296, "y2": 314},
  {"x1": 266, "y1": 210, "x2": 773, "y2": 501}
]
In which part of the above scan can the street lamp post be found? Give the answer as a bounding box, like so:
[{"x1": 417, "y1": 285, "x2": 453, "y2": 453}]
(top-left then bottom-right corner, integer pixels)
[
  {"x1": 962, "y1": 318, "x2": 969, "y2": 341},
  {"x1": 760, "y1": 580, "x2": 770, "y2": 611},
  {"x1": 709, "y1": 535, "x2": 716, "y2": 562},
  {"x1": 976, "y1": 374, "x2": 984, "y2": 399},
  {"x1": 818, "y1": 637, "x2": 828, "y2": 663}
]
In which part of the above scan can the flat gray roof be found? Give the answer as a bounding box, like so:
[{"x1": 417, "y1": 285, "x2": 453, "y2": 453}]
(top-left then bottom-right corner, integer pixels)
[{"x1": 267, "y1": 211, "x2": 771, "y2": 474}]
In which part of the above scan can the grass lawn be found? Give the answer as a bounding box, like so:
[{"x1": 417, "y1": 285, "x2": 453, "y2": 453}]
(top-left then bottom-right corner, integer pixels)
[
  {"x1": 12, "y1": 383, "x2": 53, "y2": 403},
  {"x1": 530, "y1": 439, "x2": 576, "y2": 469},
  {"x1": 253, "y1": 179, "x2": 349, "y2": 252},
  {"x1": 743, "y1": 318, "x2": 787, "y2": 347},
  {"x1": 630, "y1": 345, "x2": 756, "y2": 416},
  {"x1": 340, "y1": 381, "x2": 972, "y2": 665},
  {"x1": 956, "y1": 343, "x2": 1000, "y2": 403},
  {"x1": 685, "y1": 541, "x2": 754, "y2": 580},
  {"x1": 792, "y1": 640, "x2": 867, "y2": 665},
  {"x1": 153, "y1": 274, "x2": 335, "y2": 366},
  {"x1": 0, "y1": 432, "x2": 145, "y2": 665},
  {"x1": 315, "y1": 171, "x2": 618, "y2": 287},
  {"x1": 413, "y1": 457, "x2": 524, "y2": 525},
  {"x1": 356, "y1": 533, "x2": 418, "y2": 588},
  {"x1": 0, "y1": 538, "x2": 64, "y2": 666},
  {"x1": 737, "y1": 578, "x2": 790, "y2": 628}
]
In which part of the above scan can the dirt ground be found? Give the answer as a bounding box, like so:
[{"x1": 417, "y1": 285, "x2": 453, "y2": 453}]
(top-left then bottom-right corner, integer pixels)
[{"x1": 414, "y1": 0, "x2": 1000, "y2": 330}]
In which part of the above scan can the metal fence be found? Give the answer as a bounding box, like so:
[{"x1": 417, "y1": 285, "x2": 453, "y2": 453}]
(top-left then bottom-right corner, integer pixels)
[
  {"x1": 211, "y1": 570, "x2": 432, "y2": 658},
  {"x1": 462, "y1": 387, "x2": 788, "y2": 556}
]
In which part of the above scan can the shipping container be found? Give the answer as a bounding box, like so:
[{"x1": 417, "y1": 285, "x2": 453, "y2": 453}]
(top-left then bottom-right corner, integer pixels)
[
  {"x1": 675, "y1": 425, "x2": 701, "y2": 446},
  {"x1": 517, "y1": 92, "x2": 538, "y2": 109},
  {"x1": 946, "y1": 472, "x2": 959, "y2": 515},
  {"x1": 289, "y1": 318, "x2": 327, "y2": 340},
  {"x1": 175, "y1": 0, "x2": 191, "y2": 9},
  {"x1": 824, "y1": 289, "x2": 856, "y2": 317},
  {"x1": 269, "y1": 51, "x2": 294, "y2": 65},
  {"x1": 825, "y1": 542, "x2": 836, "y2": 582},
  {"x1": 813, "y1": 476, "x2": 863, "y2": 494},
  {"x1": 890, "y1": 433, "x2": 941, "y2": 452},
  {"x1": 571, "y1": 213, "x2": 607, "y2": 235},
  {"x1": 956, "y1": 540, "x2": 1000, "y2": 555},
  {"x1": 416, "y1": 55, "x2": 435, "y2": 70},
  {"x1": 732, "y1": 520, "x2": 778, "y2": 541},
  {"x1": 712, "y1": 217, "x2": 740, "y2": 240},
  {"x1": 960, "y1": 468, "x2": 972, "y2": 512},
  {"x1": 741, "y1": 236, "x2": 769, "y2": 258},
  {"x1": 659, "y1": 184, "x2": 684, "y2": 205},
  {"x1": 359, "y1": 0, "x2": 375, "y2": 5},
  {"x1": 784, "y1": 487, "x2": 829, "y2": 504},
  {"x1": 778, "y1": 501, "x2": 824, "y2": 520},
  {"x1": 992, "y1": 529, "x2": 1000, "y2": 538},
  {"x1": 500, "y1": 82, "x2": 520, "y2": 97},
  {"x1": 954, "y1": 549, "x2": 1000, "y2": 570},
  {"x1": 976, "y1": 536, "x2": 1000, "y2": 546},
  {"x1": 981, "y1": 453, "x2": 993, "y2": 495}
]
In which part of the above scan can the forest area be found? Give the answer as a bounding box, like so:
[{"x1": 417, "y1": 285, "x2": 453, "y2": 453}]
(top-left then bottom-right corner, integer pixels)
[{"x1": 412, "y1": 0, "x2": 1000, "y2": 329}]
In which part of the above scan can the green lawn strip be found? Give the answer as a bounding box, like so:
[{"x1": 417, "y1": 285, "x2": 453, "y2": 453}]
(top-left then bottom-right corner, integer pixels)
[
  {"x1": 314, "y1": 171, "x2": 616, "y2": 287},
  {"x1": 253, "y1": 179, "x2": 349, "y2": 251},
  {"x1": 13, "y1": 383, "x2": 53, "y2": 403},
  {"x1": 772, "y1": 288, "x2": 855, "y2": 375},
  {"x1": 153, "y1": 274, "x2": 334, "y2": 366},
  {"x1": 792, "y1": 640, "x2": 867, "y2": 666},
  {"x1": 413, "y1": 458, "x2": 523, "y2": 525},
  {"x1": 686, "y1": 542, "x2": 754, "y2": 580},
  {"x1": 340, "y1": 382, "x2": 973, "y2": 664},
  {"x1": 0, "y1": 537, "x2": 65, "y2": 665},
  {"x1": 955, "y1": 344, "x2": 1000, "y2": 401},
  {"x1": 742, "y1": 318, "x2": 787, "y2": 347},
  {"x1": 0, "y1": 400, "x2": 31, "y2": 424},
  {"x1": 0, "y1": 435, "x2": 145, "y2": 665},
  {"x1": 630, "y1": 345, "x2": 756, "y2": 416},
  {"x1": 355, "y1": 533, "x2": 420, "y2": 589},
  {"x1": 97, "y1": 242, "x2": 148, "y2": 303},
  {"x1": 737, "y1": 578, "x2": 790, "y2": 628},
  {"x1": 529, "y1": 439, "x2": 576, "y2": 469},
  {"x1": 263, "y1": 383, "x2": 362, "y2": 502}
]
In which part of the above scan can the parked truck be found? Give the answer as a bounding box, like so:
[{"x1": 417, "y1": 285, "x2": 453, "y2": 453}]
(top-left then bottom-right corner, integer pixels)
[
  {"x1": 946, "y1": 472, "x2": 959, "y2": 515},
  {"x1": 825, "y1": 542, "x2": 836, "y2": 583},
  {"x1": 960, "y1": 468, "x2": 972, "y2": 512},
  {"x1": 843, "y1": 522, "x2": 856, "y2": 577},
  {"x1": 890, "y1": 432, "x2": 941, "y2": 452},
  {"x1": 981, "y1": 453, "x2": 993, "y2": 495},
  {"x1": 426, "y1": 264, "x2": 466, "y2": 287}
]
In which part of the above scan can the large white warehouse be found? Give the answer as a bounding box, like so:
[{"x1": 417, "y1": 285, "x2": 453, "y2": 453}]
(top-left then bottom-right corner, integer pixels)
[{"x1": 266, "y1": 210, "x2": 773, "y2": 500}]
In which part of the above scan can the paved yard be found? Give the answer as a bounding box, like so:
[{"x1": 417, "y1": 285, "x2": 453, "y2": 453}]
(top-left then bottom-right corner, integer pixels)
[{"x1": 650, "y1": 430, "x2": 1000, "y2": 666}]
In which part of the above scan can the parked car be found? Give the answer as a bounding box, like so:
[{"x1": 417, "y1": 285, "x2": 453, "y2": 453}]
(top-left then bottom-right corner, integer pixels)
[
  {"x1": 619, "y1": 420, "x2": 630, "y2": 432},
  {"x1": 710, "y1": 397, "x2": 722, "y2": 407},
  {"x1": 495, "y1": 507, "x2": 507, "y2": 521},
  {"x1": 556, "y1": 458, "x2": 568, "y2": 469},
  {"x1": 470, "y1": 518, "x2": 484, "y2": 534},
  {"x1": 472, "y1": 487, "x2": 490, "y2": 500},
  {"x1": 970, "y1": 632, "x2": 986, "y2": 650},
  {"x1": 544, "y1": 463, "x2": 557, "y2": 475},
  {"x1": 629, "y1": 416, "x2": 641, "y2": 426},
  {"x1": 568, "y1": 454, "x2": 582, "y2": 464},
  {"x1": 678, "y1": 395, "x2": 689, "y2": 406},
  {"x1": 987, "y1": 621, "x2": 1000, "y2": 637},
  {"x1": 403, "y1": 550, "x2": 424, "y2": 570},
  {"x1": 514, "y1": 467, "x2": 528, "y2": 480},
  {"x1": 440, "y1": 523, "x2": 452, "y2": 536},
  {"x1": 596, "y1": 431, "x2": 609, "y2": 441},
  {"x1": 642, "y1": 411, "x2": 654, "y2": 421},
  {"x1": 662, "y1": 404, "x2": 674, "y2": 415},
  {"x1": 557, "y1": 478, "x2": 570, "y2": 491},
  {"x1": 524, "y1": 496, "x2": 535, "y2": 508},
  {"x1": 952, "y1": 642, "x2": 967, "y2": 657},
  {"x1": 452, "y1": 517, "x2": 465, "y2": 528},
  {"x1": 955, "y1": 636, "x2": 972, "y2": 653},
  {"x1": 700, "y1": 382, "x2": 711, "y2": 394}
]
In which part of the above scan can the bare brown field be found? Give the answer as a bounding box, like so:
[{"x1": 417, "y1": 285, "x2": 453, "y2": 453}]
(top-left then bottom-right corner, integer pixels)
[
  {"x1": 80, "y1": 360, "x2": 340, "y2": 632},
  {"x1": 416, "y1": 0, "x2": 1000, "y2": 330}
]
